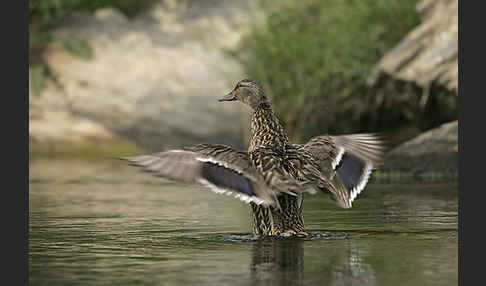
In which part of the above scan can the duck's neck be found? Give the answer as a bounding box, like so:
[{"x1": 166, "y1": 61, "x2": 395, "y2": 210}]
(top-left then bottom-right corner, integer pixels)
[{"x1": 248, "y1": 103, "x2": 290, "y2": 153}]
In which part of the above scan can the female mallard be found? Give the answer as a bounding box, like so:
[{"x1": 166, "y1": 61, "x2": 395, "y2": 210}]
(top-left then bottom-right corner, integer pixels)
[{"x1": 121, "y1": 79, "x2": 384, "y2": 237}]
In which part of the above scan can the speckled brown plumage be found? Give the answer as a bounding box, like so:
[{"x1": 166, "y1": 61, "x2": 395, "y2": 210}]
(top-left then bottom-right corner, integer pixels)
[
  {"x1": 120, "y1": 79, "x2": 385, "y2": 237},
  {"x1": 247, "y1": 104, "x2": 321, "y2": 236}
]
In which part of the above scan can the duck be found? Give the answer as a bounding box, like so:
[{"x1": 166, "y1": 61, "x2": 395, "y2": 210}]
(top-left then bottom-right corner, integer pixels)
[{"x1": 120, "y1": 79, "x2": 385, "y2": 237}]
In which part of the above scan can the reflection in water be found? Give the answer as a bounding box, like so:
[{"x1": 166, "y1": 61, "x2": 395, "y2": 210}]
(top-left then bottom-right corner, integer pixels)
[
  {"x1": 249, "y1": 237, "x2": 375, "y2": 286},
  {"x1": 327, "y1": 241, "x2": 376, "y2": 286},
  {"x1": 29, "y1": 159, "x2": 458, "y2": 286},
  {"x1": 250, "y1": 239, "x2": 304, "y2": 286}
]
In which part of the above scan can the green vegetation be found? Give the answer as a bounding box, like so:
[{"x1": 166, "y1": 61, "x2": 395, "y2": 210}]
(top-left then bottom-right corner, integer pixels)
[
  {"x1": 29, "y1": 0, "x2": 155, "y2": 95},
  {"x1": 30, "y1": 65, "x2": 45, "y2": 96},
  {"x1": 235, "y1": 0, "x2": 457, "y2": 147},
  {"x1": 29, "y1": 0, "x2": 155, "y2": 59},
  {"x1": 63, "y1": 38, "x2": 94, "y2": 60},
  {"x1": 29, "y1": 0, "x2": 153, "y2": 21}
]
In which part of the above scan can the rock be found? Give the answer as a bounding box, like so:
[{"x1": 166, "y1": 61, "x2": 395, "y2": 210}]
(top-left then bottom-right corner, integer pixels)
[
  {"x1": 379, "y1": 120, "x2": 458, "y2": 181},
  {"x1": 368, "y1": 0, "x2": 458, "y2": 93},
  {"x1": 366, "y1": 0, "x2": 458, "y2": 181},
  {"x1": 30, "y1": 0, "x2": 262, "y2": 155},
  {"x1": 29, "y1": 77, "x2": 146, "y2": 157}
]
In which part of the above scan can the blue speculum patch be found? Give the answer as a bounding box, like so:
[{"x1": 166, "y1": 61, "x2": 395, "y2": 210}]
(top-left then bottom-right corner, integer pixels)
[
  {"x1": 201, "y1": 162, "x2": 255, "y2": 196},
  {"x1": 336, "y1": 152, "x2": 366, "y2": 191}
]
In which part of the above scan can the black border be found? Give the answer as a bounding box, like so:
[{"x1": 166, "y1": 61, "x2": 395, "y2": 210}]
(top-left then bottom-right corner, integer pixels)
[
  {"x1": 457, "y1": 0, "x2": 462, "y2": 282},
  {"x1": 19, "y1": 0, "x2": 29, "y2": 285},
  {"x1": 0, "y1": 0, "x2": 30, "y2": 283},
  {"x1": 458, "y1": 2, "x2": 463, "y2": 285},
  {"x1": 459, "y1": 0, "x2": 474, "y2": 285}
]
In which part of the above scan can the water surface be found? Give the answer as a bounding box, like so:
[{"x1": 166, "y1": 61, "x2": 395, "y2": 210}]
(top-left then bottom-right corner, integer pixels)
[{"x1": 29, "y1": 158, "x2": 458, "y2": 285}]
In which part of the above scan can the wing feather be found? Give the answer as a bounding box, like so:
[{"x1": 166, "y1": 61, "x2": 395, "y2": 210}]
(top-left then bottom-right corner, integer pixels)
[
  {"x1": 301, "y1": 133, "x2": 386, "y2": 208},
  {"x1": 119, "y1": 145, "x2": 278, "y2": 206}
]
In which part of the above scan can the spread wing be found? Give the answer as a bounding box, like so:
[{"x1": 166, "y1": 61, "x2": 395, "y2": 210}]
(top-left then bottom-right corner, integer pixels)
[
  {"x1": 119, "y1": 144, "x2": 281, "y2": 206},
  {"x1": 301, "y1": 133, "x2": 385, "y2": 208}
]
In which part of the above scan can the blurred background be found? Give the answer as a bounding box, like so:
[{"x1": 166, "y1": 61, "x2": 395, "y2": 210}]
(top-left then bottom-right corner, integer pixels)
[{"x1": 29, "y1": 0, "x2": 458, "y2": 181}]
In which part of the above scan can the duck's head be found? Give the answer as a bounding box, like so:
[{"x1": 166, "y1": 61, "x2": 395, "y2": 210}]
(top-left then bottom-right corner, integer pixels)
[{"x1": 219, "y1": 79, "x2": 269, "y2": 109}]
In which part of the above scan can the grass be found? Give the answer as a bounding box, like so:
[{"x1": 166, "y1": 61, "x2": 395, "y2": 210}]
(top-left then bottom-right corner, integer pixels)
[{"x1": 233, "y1": 0, "x2": 446, "y2": 146}]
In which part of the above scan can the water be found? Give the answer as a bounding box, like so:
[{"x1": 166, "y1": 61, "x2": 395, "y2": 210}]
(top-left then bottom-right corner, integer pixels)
[{"x1": 29, "y1": 158, "x2": 458, "y2": 285}]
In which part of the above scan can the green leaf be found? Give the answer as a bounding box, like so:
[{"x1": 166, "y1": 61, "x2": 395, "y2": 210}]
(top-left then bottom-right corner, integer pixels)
[
  {"x1": 31, "y1": 65, "x2": 45, "y2": 96},
  {"x1": 63, "y1": 39, "x2": 94, "y2": 60}
]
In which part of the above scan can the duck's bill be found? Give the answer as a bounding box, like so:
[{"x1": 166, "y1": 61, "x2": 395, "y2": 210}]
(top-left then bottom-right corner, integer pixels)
[{"x1": 218, "y1": 91, "x2": 236, "y2": 102}]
